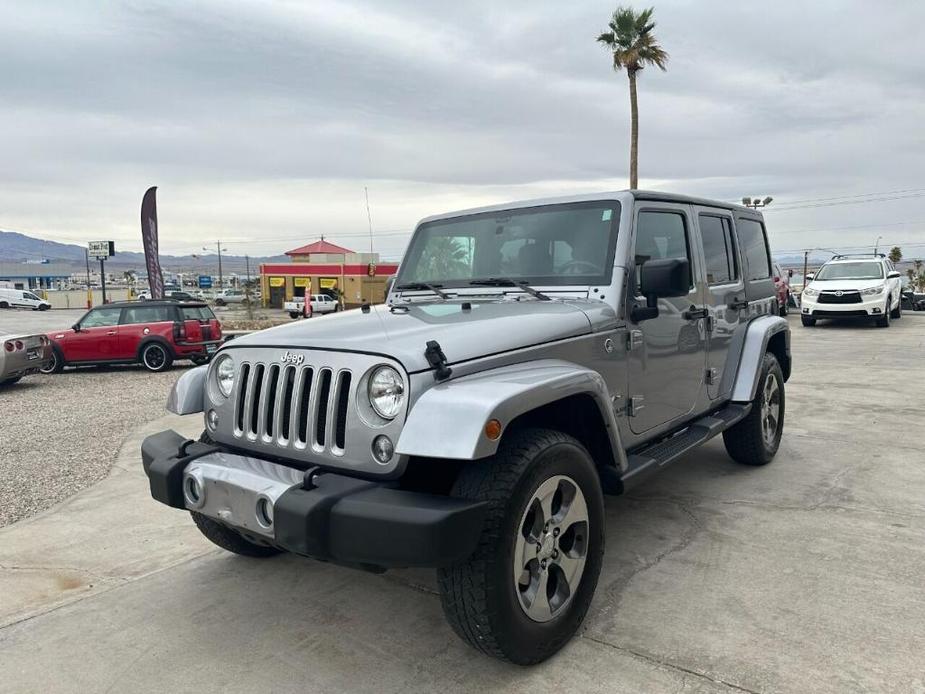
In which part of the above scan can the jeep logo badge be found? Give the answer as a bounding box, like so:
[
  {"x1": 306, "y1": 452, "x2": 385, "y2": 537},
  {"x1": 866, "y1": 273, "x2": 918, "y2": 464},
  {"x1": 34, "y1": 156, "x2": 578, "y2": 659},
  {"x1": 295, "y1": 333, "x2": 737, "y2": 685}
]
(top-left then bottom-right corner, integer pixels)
[{"x1": 281, "y1": 351, "x2": 304, "y2": 365}]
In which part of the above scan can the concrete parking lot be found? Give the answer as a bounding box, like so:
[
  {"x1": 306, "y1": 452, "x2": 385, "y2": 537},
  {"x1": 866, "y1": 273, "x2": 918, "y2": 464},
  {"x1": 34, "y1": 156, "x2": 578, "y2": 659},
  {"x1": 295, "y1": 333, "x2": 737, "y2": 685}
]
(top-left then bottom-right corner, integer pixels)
[{"x1": 1, "y1": 314, "x2": 923, "y2": 693}]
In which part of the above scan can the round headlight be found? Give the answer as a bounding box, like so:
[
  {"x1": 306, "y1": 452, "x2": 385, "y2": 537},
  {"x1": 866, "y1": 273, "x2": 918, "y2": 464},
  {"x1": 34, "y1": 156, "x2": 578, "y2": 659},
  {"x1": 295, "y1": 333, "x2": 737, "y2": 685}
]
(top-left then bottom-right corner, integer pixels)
[
  {"x1": 368, "y1": 366, "x2": 404, "y2": 419},
  {"x1": 215, "y1": 355, "x2": 235, "y2": 397}
]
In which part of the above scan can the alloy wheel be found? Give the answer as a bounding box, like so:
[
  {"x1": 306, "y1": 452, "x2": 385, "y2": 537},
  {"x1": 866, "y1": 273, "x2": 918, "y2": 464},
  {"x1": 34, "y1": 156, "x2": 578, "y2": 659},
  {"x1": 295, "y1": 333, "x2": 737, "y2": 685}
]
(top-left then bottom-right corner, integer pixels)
[
  {"x1": 513, "y1": 475, "x2": 589, "y2": 623},
  {"x1": 144, "y1": 345, "x2": 166, "y2": 370},
  {"x1": 760, "y1": 372, "x2": 781, "y2": 446}
]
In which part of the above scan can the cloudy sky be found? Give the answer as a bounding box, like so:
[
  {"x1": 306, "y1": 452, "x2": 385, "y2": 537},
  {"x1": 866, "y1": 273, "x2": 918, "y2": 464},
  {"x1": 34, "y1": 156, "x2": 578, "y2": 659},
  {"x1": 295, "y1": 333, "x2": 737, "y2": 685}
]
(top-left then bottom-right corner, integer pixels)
[{"x1": 2, "y1": 0, "x2": 924, "y2": 261}]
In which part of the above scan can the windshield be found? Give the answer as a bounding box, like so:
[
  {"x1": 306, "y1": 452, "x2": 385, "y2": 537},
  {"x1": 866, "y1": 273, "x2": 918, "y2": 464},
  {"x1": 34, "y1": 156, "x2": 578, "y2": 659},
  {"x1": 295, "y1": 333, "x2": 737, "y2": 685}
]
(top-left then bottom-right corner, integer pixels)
[
  {"x1": 815, "y1": 261, "x2": 884, "y2": 281},
  {"x1": 397, "y1": 201, "x2": 621, "y2": 288}
]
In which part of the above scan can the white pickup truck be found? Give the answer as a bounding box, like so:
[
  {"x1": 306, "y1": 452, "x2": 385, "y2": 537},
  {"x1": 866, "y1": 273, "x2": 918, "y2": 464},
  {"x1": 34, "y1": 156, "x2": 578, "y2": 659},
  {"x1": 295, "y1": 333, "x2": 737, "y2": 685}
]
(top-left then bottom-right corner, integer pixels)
[{"x1": 283, "y1": 294, "x2": 340, "y2": 318}]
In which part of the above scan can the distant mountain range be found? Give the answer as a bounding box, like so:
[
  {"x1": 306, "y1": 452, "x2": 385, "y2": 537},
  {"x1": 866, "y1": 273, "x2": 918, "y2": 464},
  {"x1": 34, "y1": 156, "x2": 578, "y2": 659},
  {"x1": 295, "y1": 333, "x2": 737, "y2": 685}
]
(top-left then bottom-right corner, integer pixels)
[{"x1": 0, "y1": 230, "x2": 287, "y2": 272}]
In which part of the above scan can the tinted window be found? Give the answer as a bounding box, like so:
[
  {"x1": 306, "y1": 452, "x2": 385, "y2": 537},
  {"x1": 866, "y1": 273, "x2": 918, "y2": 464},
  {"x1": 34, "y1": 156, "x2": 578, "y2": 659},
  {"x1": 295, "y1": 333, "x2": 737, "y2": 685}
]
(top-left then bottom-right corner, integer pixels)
[
  {"x1": 81, "y1": 308, "x2": 123, "y2": 328},
  {"x1": 737, "y1": 219, "x2": 771, "y2": 281},
  {"x1": 123, "y1": 305, "x2": 173, "y2": 324},
  {"x1": 24, "y1": 292, "x2": 41, "y2": 301},
  {"x1": 180, "y1": 306, "x2": 215, "y2": 321},
  {"x1": 699, "y1": 215, "x2": 738, "y2": 285},
  {"x1": 634, "y1": 210, "x2": 692, "y2": 291}
]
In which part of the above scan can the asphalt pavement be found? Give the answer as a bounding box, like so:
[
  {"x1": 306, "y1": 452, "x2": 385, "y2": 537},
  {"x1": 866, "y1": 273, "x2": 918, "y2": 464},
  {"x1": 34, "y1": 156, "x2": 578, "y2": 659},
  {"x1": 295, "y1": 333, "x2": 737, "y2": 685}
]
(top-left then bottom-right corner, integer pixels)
[{"x1": 1, "y1": 314, "x2": 924, "y2": 693}]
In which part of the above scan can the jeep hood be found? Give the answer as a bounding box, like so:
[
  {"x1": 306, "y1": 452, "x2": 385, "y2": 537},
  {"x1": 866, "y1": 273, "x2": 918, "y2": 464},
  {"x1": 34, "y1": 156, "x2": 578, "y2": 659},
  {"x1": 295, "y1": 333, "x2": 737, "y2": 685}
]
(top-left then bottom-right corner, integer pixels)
[{"x1": 226, "y1": 300, "x2": 614, "y2": 373}]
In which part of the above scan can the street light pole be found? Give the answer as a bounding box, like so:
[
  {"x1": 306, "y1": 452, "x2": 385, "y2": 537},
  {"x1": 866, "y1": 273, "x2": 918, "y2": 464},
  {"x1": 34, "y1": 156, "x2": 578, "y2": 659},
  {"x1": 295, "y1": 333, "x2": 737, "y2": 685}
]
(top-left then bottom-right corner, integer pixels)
[
  {"x1": 741, "y1": 196, "x2": 774, "y2": 210},
  {"x1": 203, "y1": 242, "x2": 227, "y2": 291},
  {"x1": 874, "y1": 235, "x2": 883, "y2": 255}
]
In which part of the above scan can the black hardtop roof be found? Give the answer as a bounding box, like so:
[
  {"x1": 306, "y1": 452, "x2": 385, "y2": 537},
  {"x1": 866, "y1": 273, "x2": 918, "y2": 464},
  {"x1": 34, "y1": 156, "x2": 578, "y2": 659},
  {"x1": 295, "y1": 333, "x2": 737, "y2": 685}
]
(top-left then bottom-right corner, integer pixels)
[{"x1": 94, "y1": 300, "x2": 209, "y2": 309}]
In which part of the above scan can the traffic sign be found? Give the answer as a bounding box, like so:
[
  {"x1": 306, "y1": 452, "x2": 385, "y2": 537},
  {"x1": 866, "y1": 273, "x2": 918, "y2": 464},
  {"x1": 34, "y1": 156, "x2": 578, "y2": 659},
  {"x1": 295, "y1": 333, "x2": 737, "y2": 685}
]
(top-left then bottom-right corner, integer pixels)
[{"x1": 198, "y1": 275, "x2": 213, "y2": 289}]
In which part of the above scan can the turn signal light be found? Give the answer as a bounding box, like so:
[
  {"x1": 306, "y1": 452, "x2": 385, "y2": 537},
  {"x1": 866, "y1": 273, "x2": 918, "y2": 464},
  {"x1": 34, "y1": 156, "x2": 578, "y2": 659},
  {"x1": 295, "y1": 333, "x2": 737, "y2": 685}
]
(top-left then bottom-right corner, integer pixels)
[{"x1": 485, "y1": 419, "x2": 503, "y2": 441}]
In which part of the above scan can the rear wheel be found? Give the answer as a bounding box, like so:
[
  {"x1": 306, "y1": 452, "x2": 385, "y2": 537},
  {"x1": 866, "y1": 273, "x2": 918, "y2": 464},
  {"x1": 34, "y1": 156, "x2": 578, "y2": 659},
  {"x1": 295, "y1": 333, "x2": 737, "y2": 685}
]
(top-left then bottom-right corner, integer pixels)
[
  {"x1": 215, "y1": 298, "x2": 226, "y2": 306},
  {"x1": 140, "y1": 342, "x2": 172, "y2": 372},
  {"x1": 437, "y1": 428, "x2": 604, "y2": 665},
  {"x1": 0, "y1": 301, "x2": 8, "y2": 309},
  {"x1": 723, "y1": 352, "x2": 784, "y2": 465},
  {"x1": 289, "y1": 312, "x2": 300, "y2": 319},
  {"x1": 801, "y1": 314, "x2": 816, "y2": 327}
]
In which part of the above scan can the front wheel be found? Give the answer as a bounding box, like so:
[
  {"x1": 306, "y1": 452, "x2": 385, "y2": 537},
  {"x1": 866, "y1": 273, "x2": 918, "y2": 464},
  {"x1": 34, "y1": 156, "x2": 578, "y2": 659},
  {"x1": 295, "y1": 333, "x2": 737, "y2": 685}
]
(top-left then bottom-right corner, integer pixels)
[
  {"x1": 723, "y1": 352, "x2": 785, "y2": 465},
  {"x1": 215, "y1": 299, "x2": 226, "y2": 306},
  {"x1": 289, "y1": 312, "x2": 300, "y2": 319},
  {"x1": 890, "y1": 296, "x2": 902, "y2": 319},
  {"x1": 140, "y1": 342, "x2": 173, "y2": 372},
  {"x1": 40, "y1": 348, "x2": 64, "y2": 374},
  {"x1": 437, "y1": 428, "x2": 604, "y2": 665},
  {"x1": 38, "y1": 304, "x2": 49, "y2": 311},
  {"x1": 876, "y1": 298, "x2": 891, "y2": 328}
]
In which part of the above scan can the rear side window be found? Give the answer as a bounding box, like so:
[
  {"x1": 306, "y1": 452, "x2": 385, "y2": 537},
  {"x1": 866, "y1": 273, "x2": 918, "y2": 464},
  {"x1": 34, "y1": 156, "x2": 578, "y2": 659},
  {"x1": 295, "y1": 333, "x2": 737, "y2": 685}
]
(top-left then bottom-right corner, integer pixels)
[
  {"x1": 634, "y1": 210, "x2": 692, "y2": 291},
  {"x1": 122, "y1": 306, "x2": 173, "y2": 324},
  {"x1": 180, "y1": 306, "x2": 216, "y2": 321},
  {"x1": 699, "y1": 215, "x2": 738, "y2": 285},
  {"x1": 736, "y1": 219, "x2": 772, "y2": 281}
]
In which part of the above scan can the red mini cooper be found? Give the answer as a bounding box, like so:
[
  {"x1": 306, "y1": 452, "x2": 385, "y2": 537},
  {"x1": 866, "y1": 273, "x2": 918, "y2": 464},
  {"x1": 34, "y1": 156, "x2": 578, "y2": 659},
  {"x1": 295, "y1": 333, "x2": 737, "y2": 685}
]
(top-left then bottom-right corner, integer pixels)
[{"x1": 42, "y1": 300, "x2": 222, "y2": 373}]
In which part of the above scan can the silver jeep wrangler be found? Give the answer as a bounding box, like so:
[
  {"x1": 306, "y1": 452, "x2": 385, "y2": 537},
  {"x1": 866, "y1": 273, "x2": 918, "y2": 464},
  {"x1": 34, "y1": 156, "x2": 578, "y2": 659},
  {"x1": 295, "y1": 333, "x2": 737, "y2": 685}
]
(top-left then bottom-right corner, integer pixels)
[{"x1": 142, "y1": 191, "x2": 790, "y2": 664}]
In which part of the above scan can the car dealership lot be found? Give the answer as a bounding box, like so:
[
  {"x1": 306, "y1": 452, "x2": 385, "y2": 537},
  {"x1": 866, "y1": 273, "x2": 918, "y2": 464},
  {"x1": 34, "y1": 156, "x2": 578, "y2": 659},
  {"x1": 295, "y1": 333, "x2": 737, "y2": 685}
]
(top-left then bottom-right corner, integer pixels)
[{"x1": 1, "y1": 314, "x2": 923, "y2": 693}]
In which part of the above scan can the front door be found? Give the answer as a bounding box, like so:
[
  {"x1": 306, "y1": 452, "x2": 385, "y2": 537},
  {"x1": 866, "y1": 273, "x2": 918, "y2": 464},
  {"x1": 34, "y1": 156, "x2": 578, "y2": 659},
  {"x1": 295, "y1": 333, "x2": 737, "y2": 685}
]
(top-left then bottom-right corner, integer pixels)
[
  {"x1": 694, "y1": 208, "x2": 746, "y2": 399},
  {"x1": 65, "y1": 307, "x2": 123, "y2": 362},
  {"x1": 627, "y1": 204, "x2": 707, "y2": 434}
]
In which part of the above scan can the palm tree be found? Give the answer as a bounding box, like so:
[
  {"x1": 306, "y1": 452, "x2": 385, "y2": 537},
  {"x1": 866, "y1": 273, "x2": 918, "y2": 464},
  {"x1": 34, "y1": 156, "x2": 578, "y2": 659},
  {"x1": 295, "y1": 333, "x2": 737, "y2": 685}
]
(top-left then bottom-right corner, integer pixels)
[
  {"x1": 597, "y1": 6, "x2": 669, "y2": 189},
  {"x1": 888, "y1": 246, "x2": 902, "y2": 264}
]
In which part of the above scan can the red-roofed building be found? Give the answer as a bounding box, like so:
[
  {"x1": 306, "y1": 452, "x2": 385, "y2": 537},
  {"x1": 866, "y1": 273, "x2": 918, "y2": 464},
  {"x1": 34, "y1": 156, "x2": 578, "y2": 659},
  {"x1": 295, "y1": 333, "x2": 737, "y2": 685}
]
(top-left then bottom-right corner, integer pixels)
[{"x1": 259, "y1": 237, "x2": 399, "y2": 309}]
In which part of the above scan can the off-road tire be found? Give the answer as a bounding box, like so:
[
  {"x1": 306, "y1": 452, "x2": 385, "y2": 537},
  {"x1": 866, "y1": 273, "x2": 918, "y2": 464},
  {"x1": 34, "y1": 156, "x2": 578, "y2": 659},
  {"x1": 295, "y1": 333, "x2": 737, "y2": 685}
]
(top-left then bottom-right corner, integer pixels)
[
  {"x1": 437, "y1": 428, "x2": 605, "y2": 665},
  {"x1": 40, "y1": 347, "x2": 64, "y2": 374},
  {"x1": 189, "y1": 430, "x2": 283, "y2": 558},
  {"x1": 140, "y1": 342, "x2": 173, "y2": 372},
  {"x1": 876, "y1": 298, "x2": 891, "y2": 328},
  {"x1": 890, "y1": 296, "x2": 902, "y2": 319},
  {"x1": 723, "y1": 352, "x2": 784, "y2": 466},
  {"x1": 801, "y1": 315, "x2": 816, "y2": 327}
]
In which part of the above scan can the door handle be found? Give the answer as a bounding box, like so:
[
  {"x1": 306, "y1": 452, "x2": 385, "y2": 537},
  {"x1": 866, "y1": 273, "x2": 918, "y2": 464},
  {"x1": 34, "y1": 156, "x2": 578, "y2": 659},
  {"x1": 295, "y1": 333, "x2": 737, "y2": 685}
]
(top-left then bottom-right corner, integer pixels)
[
  {"x1": 106, "y1": 330, "x2": 117, "y2": 335},
  {"x1": 728, "y1": 299, "x2": 749, "y2": 310},
  {"x1": 682, "y1": 306, "x2": 708, "y2": 320}
]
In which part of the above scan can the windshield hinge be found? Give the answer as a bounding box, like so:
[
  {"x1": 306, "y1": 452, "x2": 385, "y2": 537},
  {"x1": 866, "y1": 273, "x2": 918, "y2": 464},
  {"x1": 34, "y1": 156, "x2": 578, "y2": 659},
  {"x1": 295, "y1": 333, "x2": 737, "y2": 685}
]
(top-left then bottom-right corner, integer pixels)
[{"x1": 425, "y1": 340, "x2": 453, "y2": 381}]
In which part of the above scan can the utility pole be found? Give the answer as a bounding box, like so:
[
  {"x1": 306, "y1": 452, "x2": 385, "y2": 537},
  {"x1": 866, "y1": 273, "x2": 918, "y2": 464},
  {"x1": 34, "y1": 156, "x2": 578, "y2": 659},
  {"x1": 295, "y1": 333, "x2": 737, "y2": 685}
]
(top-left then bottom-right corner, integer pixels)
[
  {"x1": 802, "y1": 251, "x2": 809, "y2": 290},
  {"x1": 85, "y1": 249, "x2": 92, "y2": 308},
  {"x1": 874, "y1": 235, "x2": 883, "y2": 255},
  {"x1": 741, "y1": 196, "x2": 774, "y2": 210},
  {"x1": 365, "y1": 186, "x2": 374, "y2": 253},
  {"x1": 203, "y1": 242, "x2": 226, "y2": 290}
]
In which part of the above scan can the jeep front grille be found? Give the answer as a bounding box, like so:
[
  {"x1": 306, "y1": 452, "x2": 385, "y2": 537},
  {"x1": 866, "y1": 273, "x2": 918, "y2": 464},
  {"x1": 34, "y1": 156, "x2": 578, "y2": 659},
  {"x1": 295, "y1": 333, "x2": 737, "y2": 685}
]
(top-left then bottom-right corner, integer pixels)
[{"x1": 234, "y1": 361, "x2": 353, "y2": 455}]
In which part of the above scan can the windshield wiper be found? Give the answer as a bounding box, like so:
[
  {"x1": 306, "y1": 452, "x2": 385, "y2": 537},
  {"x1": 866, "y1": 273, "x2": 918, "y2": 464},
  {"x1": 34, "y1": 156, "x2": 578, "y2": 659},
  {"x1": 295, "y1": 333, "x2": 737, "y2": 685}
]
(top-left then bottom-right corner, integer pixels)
[
  {"x1": 395, "y1": 282, "x2": 449, "y2": 300},
  {"x1": 468, "y1": 278, "x2": 551, "y2": 301}
]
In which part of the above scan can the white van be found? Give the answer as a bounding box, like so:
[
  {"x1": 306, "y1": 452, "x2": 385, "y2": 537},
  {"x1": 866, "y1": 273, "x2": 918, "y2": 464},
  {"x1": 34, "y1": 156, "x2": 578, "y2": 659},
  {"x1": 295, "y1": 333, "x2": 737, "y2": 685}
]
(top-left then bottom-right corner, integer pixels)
[{"x1": 0, "y1": 288, "x2": 52, "y2": 311}]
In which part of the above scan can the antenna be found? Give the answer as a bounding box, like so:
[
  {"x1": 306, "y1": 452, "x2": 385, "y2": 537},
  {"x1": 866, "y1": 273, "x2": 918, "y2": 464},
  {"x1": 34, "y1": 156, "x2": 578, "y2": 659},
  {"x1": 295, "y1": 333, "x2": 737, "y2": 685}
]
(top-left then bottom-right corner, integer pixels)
[{"x1": 364, "y1": 186, "x2": 374, "y2": 254}]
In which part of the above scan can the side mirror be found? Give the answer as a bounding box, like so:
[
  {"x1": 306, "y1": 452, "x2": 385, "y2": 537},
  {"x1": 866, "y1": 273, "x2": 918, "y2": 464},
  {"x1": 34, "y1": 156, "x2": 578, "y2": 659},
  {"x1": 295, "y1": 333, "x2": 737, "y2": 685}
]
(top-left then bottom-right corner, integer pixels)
[
  {"x1": 887, "y1": 270, "x2": 901, "y2": 279},
  {"x1": 806, "y1": 273, "x2": 815, "y2": 281},
  {"x1": 71, "y1": 323, "x2": 81, "y2": 332},
  {"x1": 632, "y1": 258, "x2": 690, "y2": 322}
]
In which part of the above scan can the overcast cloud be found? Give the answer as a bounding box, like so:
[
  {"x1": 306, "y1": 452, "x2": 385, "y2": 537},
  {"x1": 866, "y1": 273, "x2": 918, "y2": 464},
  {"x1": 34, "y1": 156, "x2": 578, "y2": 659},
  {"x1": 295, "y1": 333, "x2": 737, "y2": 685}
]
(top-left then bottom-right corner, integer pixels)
[{"x1": 1, "y1": 0, "x2": 924, "y2": 260}]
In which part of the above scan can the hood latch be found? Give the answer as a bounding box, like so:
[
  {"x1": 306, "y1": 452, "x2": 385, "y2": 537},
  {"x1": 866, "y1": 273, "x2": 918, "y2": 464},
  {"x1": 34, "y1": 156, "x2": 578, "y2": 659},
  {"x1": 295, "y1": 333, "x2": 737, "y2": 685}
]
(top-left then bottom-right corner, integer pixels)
[{"x1": 425, "y1": 340, "x2": 453, "y2": 381}]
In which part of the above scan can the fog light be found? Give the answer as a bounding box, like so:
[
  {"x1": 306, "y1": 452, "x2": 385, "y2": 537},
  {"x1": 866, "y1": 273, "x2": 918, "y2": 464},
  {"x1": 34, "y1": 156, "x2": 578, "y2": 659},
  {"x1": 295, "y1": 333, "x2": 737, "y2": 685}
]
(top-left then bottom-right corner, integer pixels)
[
  {"x1": 872, "y1": 308, "x2": 881, "y2": 313},
  {"x1": 184, "y1": 475, "x2": 204, "y2": 508},
  {"x1": 207, "y1": 409, "x2": 219, "y2": 430},
  {"x1": 255, "y1": 497, "x2": 273, "y2": 529},
  {"x1": 372, "y1": 435, "x2": 394, "y2": 464}
]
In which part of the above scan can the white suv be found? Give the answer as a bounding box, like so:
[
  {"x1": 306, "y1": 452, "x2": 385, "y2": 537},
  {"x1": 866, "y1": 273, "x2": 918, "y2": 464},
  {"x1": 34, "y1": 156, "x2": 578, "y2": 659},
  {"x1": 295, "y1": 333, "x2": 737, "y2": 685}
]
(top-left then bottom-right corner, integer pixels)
[{"x1": 800, "y1": 255, "x2": 903, "y2": 327}]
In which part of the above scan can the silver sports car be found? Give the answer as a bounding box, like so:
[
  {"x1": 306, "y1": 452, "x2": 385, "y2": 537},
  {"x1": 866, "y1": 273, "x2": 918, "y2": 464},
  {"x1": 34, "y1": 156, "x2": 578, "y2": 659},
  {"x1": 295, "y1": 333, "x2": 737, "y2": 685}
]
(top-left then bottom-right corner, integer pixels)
[{"x1": 0, "y1": 331, "x2": 52, "y2": 387}]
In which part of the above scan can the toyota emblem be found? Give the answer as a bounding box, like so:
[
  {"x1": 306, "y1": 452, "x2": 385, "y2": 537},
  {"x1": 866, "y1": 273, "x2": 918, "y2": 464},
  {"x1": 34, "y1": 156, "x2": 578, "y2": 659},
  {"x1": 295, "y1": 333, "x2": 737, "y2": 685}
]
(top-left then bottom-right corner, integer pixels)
[{"x1": 835, "y1": 291, "x2": 844, "y2": 296}]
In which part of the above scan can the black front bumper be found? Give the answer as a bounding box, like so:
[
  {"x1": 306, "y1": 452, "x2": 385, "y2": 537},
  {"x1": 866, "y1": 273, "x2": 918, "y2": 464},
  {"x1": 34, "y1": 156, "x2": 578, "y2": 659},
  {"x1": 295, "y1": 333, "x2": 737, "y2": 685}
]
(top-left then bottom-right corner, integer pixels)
[{"x1": 141, "y1": 429, "x2": 487, "y2": 569}]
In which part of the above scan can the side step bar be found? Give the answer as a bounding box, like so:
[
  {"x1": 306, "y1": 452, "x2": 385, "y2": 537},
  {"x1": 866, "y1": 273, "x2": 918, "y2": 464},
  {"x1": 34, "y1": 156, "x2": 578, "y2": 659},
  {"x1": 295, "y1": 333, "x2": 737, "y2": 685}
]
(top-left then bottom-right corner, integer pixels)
[{"x1": 620, "y1": 402, "x2": 752, "y2": 491}]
